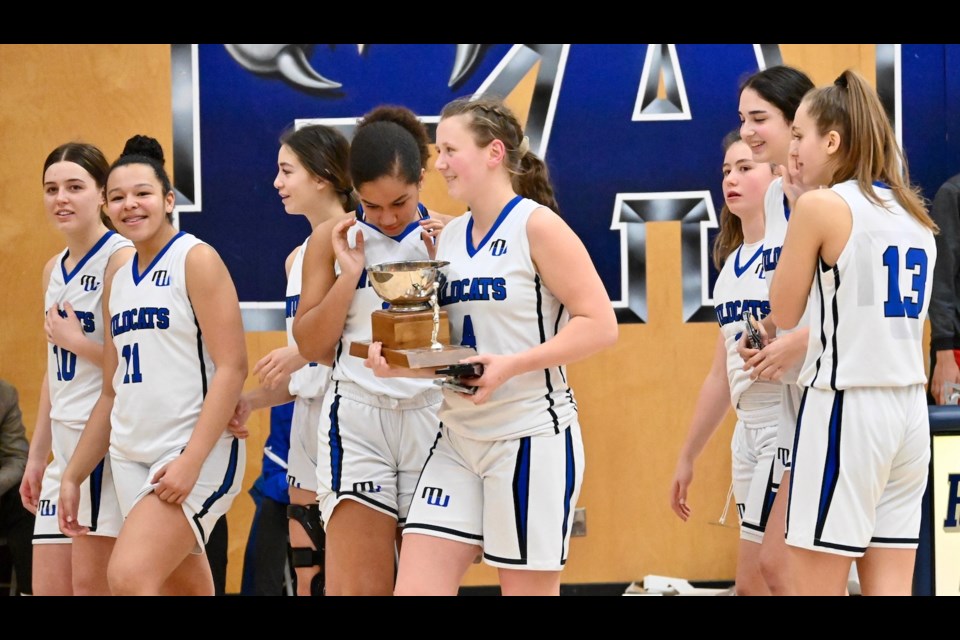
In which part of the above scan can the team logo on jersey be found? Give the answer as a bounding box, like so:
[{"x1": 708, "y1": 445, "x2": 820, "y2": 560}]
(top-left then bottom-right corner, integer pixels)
[
  {"x1": 152, "y1": 270, "x2": 171, "y2": 287},
  {"x1": 80, "y1": 274, "x2": 100, "y2": 292},
  {"x1": 489, "y1": 239, "x2": 507, "y2": 257},
  {"x1": 38, "y1": 499, "x2": 56, "y2": 517},
  {"x1": 777, "y1": 447, "x2": 791, "y2": 468},
  {"x1": 352, "y1": 481, "x2": 382, "y2": 493},
  {"x1": 422, "y1": 486, "x2": 450, "y2": 507},
  {"x1": 287, "y1": 474, "x2": 300, "y2": 488},
  {"x1": 763, "y1": 247, "x2": 782, "y2": 274}
]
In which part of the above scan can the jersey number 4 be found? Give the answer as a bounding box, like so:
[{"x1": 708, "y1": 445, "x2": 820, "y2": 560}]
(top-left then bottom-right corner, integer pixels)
[{"x1": 882, "y1": 246, "x2": 928, "y2": 319}]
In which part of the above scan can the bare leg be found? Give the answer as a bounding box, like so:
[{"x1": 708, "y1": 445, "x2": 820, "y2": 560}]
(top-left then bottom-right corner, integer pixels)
[
  {"x1": 394, "y1": 533, "x2": 479, "y2": 596},
  {"x1": 32, "y1": 543, "x2": 72, "y2": 595},
  {"x1": 787, "y1": 545, "x2": 852, "y2": 596},
  {"x1": 735, "y1": 539, "x2": 771, "y2": 595},
  {"x1": 856, "y1": 547, "x2": 916, "y2": 596},
  {"x1": 759, "y1": 472, "x2": 793, "y2": 595},
  {"x1": 107, "y1": 494, "x2": 210, "y2": 596},
  {"x1": 160, "y1": 552, "x2": 217, "y2": 596},
  {"x1": 72, "y1": 535, "x2": 115, "y2": 595},
  {"x1": 324, "y1": 500, "x2": 397, "y2": 595},
  {"x1": 499, "y1": 568, "x2": 562, "y2": 596}
]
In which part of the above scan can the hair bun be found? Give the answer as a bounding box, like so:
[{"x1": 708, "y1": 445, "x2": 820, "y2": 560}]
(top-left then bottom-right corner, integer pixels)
[{"x1": 121, "y1": 135, "x2": 165, "y2": 164}]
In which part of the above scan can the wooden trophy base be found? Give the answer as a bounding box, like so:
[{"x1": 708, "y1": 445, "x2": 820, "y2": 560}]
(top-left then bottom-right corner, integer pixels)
[{"x1": 349, "y1": 309, "x2": 477, "y2": 368}]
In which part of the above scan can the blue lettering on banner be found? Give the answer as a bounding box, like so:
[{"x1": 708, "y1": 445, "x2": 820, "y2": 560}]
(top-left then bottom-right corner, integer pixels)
[{"x1": 944, "y1": 473, "x2": 960, "y2": 529}]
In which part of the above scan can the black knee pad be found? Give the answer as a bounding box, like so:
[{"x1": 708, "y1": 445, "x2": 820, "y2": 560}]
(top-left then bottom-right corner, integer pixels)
[
  {"x1": 287, "y1": 503, "x2": 324, "y2": 550},
  {"x1": 287, "y1": 503, "x2": 326, "y2": 595}
]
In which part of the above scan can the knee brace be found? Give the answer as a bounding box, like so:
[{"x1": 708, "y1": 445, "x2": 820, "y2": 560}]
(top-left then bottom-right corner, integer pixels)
[
  {"x1": 287, "y1": 503, "x2": 326, "y2": 594},
  {"x1": 287, "y1": 503, "x2": 325, "y2": 564},
  {"x1": 287, "y1": 504, "x2": 326, "y2": 596}
]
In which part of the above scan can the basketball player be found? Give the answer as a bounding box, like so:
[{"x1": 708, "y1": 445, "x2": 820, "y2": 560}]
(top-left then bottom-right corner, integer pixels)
[
  {"x1": 19, "y1": 142, "x2": 134, "y2": 595},
  {"x1": 292, "y1": 105, "x2": 450, "y2": 595},
  {"x1": 58, "y1": 135, "x2": 248, "y2": 595},
  {"x1": 367, "y1": 97, "x2": 618, "y2": 596},
  {"x1": 230, "y1": 124, "x2": 356, "y2": 595},
  {"x1": 736, "y1": 65, "x2": 815, "y2": 594},
  {"x1": 670, "y1": 131, "x2": 778, "y2": 595},
  {"x1": 769, "y1": 70, "x2": 937, "y2": 596}
]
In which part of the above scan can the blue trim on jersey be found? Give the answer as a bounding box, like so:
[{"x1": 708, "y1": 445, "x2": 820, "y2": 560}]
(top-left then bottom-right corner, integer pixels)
[
  {"x1": 465, "y1": 195, "x2": 523, "y2": 257},
  {"x1": 412, "y1": 426, "x2": 443, "y2": 505},
  {"x1": 484, "y1": 551, "x2": 538, "y2": 565},
  {"x1": 60, "y1": 230, "x2": 116, "y2": 284},
  {"x1": 814, "y1": 539, "x2": 866, "y2": 554},
  {"x1": 562, "y1": 427, "x2": 575, "y2": 563},
  {"x1": 406, "y1": 522, "x2": 483, "y2": 541},
  {"x1": 193, "y1": 437, "x2": 241, "y2": 541},
  {"x1": 356, "y1": 202, "x2": 428, "y2": 241},
  {"x1": 871, "y1": 536, "x2": 919, "y2": 544},
  {"x1": 758, "y1": 458, "x2": 776, "y2": 531},
  {"x1": 192, "y1": 313, "x2": 208, "y2": 398},
  {"x1": 733, "y1": 243, "x2": 763, "y2": 278},
  {"x1": 828, "y1": 265, "x2": 841, "y2": 391},
  {"x1": 872, "y1": 180, "x2": 890, "y2": 189},
  {"x1": 534, "y1": 274, "x2": 561, "y2": 434},
  {"x1": 336, "y1": 491, "x2": 399, "y2": 517},
  {"x1": 811, "y1": 263, "x2": 829, "y2": 388},
  {"x1": 814, "y1": 390, "x2": 844, "y2": 543},
  {"x1": 87, "y1": 457, "x2": 105, "y2": 532},
  {"x1": 328, "y1": 382, "x2": 343, "y2": 493},
  {"x1": 555, "y1": 305, "x2": 569, "y2": 387},
  {"x1": 512, "y1": 437, "x2": 531, "y2": 561},
  {"x1": 131, "y1": 230, "x2": 186, "y2": 285},
  {"x1": 782, "y1": 194, "x2": 791, "y2": 222},
  {"x1": 785, "y1": 386, "x2": 809, "y2": 537}
]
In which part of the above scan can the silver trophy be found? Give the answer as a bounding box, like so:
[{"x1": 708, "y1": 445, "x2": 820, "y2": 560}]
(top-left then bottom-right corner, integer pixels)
[{"x1": 349, "y1": 260, "x2": 477, "y2": 368}]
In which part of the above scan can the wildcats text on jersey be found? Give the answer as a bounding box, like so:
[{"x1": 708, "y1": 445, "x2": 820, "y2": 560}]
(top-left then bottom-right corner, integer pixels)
[
  {"x1": 111, "y1": 307, "x2": 171, "y2": 336},
  {"x1": 59, "y1": 308, "x2": 96, "y2": 333},
  {"x1": 439, "y1": 277, "x2": 507, "y2": 305},
  {"x1": 715, "y1": 299, "x2": 770, "y2": 327}
]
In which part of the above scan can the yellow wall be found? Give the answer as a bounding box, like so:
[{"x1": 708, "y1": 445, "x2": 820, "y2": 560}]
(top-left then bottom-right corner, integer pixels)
[{"x1": 0, "y1": 44, "x2": 905, "y2": 594}]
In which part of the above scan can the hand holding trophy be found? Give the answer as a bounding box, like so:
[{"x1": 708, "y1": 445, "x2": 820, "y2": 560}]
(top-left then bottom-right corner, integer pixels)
[{"x1": 349, "y1": 260, "x2": 477, "y2": 367}]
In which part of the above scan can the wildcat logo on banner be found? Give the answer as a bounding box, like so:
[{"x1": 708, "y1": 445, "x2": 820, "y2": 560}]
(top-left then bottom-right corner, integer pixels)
[{"x1": 171, "y1": 44, "x2": 922, "y2": 328}]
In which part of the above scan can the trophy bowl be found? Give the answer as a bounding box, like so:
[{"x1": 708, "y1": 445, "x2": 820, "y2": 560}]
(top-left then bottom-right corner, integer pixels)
[{"x1": 366, "y1": 260, "x2": 449, "y2": 312}]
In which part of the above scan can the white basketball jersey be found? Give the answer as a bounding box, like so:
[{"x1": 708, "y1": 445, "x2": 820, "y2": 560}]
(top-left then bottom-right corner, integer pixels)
[
  {"x1": 712, "y1": 239, "x2": 780, "y2": 424},
  {"x1": 799, "y1": 180, "x2": 937, "y2": 389},
  {"x1": 108, "y1": 232, "x2": 219, "y2": 463},
  {"x1": 762, "y1": 177, "x2": 809, "y2": 384},
  {"x1": 286, "y1": 237, "x2": 330, "y2": 400},
  {"x1": 436, "y1": 196, "x2": 577, "y2": 441},
  {"x1": 45, "y1": 231, "x2": 132, "y2": 429},
  {"x1": 331, "y1": 204, "x2": 438, "y2": 399}
]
